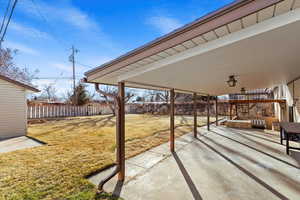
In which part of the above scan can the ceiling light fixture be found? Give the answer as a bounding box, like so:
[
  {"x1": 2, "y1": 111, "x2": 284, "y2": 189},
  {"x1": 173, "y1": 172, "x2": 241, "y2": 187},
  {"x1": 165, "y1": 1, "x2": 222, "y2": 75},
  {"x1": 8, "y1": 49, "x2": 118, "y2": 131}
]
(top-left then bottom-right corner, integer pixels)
[
  {"x1": 241, "y1": 87, "x2": 246, "y2": 94},
  {"x1": 227, "y1": 75, "x2": 237, "y2": 87}
]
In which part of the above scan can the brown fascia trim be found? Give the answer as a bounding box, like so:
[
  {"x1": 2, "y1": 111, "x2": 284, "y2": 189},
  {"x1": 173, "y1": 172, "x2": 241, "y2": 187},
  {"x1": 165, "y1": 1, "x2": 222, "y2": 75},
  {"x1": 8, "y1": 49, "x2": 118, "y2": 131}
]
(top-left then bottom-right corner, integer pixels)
[
  {"x1": 85, "y1": 0, "x2": 283, "y2": 78},
  {"x1": 83, "y1": 78, "x2": 209, "y2": 95},
  {"x1": 0, "y1": 74, "x2": 40, "y2": 92}
]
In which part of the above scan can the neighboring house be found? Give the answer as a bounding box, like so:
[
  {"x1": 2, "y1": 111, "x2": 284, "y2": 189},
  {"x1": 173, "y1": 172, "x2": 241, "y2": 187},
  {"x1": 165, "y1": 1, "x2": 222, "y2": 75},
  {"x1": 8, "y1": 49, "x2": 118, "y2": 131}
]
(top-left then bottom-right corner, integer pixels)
[{"x1": 0, "y1": 74, "x2": 39, "y2": 140}]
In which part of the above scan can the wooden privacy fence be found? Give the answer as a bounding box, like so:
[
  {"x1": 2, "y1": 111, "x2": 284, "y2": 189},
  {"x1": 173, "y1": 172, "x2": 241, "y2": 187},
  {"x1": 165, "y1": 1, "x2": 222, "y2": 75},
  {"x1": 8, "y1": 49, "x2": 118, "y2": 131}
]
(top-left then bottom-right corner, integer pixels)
[
  {"x1": 27, "y1": 101, "x2": 243, "y2": 119},
  {"x1": 27, "y1": 104, "x2": 111, "y2": 119}
]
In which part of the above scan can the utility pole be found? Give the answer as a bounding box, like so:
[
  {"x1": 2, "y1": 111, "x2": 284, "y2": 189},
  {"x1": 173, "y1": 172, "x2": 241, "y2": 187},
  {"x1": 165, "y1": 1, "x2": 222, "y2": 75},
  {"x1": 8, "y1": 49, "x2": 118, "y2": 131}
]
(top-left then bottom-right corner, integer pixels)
[{"x1": 69, "y1": 45, "x2": 79, "y2": 105}]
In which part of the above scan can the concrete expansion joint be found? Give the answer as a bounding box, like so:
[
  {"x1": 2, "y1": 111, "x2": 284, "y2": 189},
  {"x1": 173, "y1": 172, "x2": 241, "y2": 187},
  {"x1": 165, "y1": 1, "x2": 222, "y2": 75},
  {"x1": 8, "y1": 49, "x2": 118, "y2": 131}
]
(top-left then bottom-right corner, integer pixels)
[
  {"x1": 125, "y1": 137, "x2": 196, "y2": 184},
  {"x1": 126, "y1": 161, "x2": 148, "y2": 169},
  {"x1": 124, "y1": 156, "x2": 169, "y2": 184}
]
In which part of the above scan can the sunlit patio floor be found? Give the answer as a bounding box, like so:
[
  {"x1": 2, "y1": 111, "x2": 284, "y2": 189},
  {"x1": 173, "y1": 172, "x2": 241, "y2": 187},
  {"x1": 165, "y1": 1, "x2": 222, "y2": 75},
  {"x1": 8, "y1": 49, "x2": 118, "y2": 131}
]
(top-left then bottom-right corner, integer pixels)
[{"x1": 89, "y1": 125, "x2": 300, "y2": 200}]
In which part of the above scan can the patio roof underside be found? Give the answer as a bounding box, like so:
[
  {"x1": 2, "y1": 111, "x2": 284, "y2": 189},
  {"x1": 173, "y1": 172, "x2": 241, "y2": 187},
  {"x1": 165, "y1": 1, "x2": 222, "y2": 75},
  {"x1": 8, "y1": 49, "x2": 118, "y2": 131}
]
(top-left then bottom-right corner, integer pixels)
[{"x1": 86, "y1": 0, "x2": 300, "y2": 96}]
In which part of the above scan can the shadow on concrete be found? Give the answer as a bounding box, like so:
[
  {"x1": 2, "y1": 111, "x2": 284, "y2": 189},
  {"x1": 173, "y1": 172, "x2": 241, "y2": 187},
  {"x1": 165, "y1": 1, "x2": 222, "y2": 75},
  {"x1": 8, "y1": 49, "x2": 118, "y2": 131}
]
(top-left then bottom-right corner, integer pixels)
[
  {"x1": 220, "y1": 128, "x2": 282, "y2": 154},
  {"x1": 237, "y1": 129, "x2": 281, "y2": 145},
  {"x1": 203, "y1": 135, "x2": 300, "y2": 193},
  {"x1": 210, "y1": 130, "x2": 300, "y2": 169},
  {"x1": 172, "y1": 152, "x2": 203, "y2": 200},
  {"x1": 112, "y1": 180, "x2": 124, "y2": 198},
  {"x1": 217, "y1": 126, "x2": 281, "y2": 145},
  {"x1": 196, "y1": 138, "x2": 289, "y2": 200}
]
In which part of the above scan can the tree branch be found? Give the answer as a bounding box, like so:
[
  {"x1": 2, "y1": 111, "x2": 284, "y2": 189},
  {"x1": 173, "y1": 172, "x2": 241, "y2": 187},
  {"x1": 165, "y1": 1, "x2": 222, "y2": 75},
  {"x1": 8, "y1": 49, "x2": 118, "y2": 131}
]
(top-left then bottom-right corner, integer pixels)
[{"x1": 95, "y1": 83, "x2": 117, "y2": 100}]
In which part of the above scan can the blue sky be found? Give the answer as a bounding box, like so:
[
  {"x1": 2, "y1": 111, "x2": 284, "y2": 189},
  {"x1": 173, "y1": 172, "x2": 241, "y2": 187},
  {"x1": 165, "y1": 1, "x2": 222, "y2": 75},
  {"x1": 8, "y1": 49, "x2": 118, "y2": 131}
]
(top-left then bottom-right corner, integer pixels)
[{"x1": 1, "y1": 0, "x2": 233, "y2": 96}]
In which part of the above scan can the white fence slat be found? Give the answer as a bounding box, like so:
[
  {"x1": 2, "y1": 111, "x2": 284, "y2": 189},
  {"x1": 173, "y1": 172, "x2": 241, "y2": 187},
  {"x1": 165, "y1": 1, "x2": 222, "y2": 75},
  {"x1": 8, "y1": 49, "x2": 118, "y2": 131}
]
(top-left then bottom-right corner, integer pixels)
[{"x1": 27, "y1": 104, "x2": 110, "y2": 119}]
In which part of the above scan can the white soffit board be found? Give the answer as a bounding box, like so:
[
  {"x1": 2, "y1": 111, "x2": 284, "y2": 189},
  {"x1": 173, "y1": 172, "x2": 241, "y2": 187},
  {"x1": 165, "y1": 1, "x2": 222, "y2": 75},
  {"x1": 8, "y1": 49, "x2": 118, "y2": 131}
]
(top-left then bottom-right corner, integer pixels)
[
  {"x1": 191, "y1": 35, "x2": 207, "y2": 44},
  {"x1": 157, "y1": 52, "x2": 169, "y2": 58},
  {"x1": 173, "y1": 44, "x2": 187, "y2": 52},
  {"x1": 275, "y1": 0, "x2": 294, "y2": 16},
  {"x1": 242, "y1": 13, "x2": 257, "y2": 27},
  {"x1": 182, "y1": 40, "x2": 197, "y2": 48},
  {"x1": 202, "y1": 31, "x2": 218, "y2": 41},
  {"x1": 214, "y1": 25, "x2": 229, "y2": 37},
  {"x1": 164, "y1": 48, "x2": 178, "y2": 55},
  {"x1": 136, "y1": 60, "x2": 147, "y2": 66},
  {"x1": 143, "y1": 57, "x2": 155, "y2": 63},
  {"x1": 228, "y1": 20, "x2": 243, "y2": 33},
  {"x1": 148, "y1": 55, "x2": 162, "y2": 61},
  {"x1": 258, "y1": 5, "x2": 275, "y2": 22}
]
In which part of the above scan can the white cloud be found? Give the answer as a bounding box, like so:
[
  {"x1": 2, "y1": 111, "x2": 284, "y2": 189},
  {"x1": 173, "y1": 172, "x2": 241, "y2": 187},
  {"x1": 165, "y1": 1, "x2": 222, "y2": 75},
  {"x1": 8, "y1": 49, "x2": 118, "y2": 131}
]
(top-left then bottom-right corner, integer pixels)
[
  {"x1": 4, "y1": 41, "x2": 39, "y2": 55},
  {"x1": 17, "y1": 0, "x2": 121, "y2": 52},
  {"x1": 52, "y1": 63, "x2": 88, "y2": 73},
  {"x1": 20, "y1": 0, "x2": 99, "y2": 31},
  {"x1": 52, "y1": 63, "x2": 73, "y2": 72},
  {"x1": 33, "y1": 79, "x2": 73, "y2": 96},
  {"x1": 147, "y1": 16, "x2": 183, "y2": 34},
  {"x1": 63, "y1": 8, "x2": 98, "y2": 30},
  {"x1": 32, "y1": 79, "x2": 56, "y2": 87},
  {"x1": 9, "y1": 22, "x2": 52, "y2": 40}
]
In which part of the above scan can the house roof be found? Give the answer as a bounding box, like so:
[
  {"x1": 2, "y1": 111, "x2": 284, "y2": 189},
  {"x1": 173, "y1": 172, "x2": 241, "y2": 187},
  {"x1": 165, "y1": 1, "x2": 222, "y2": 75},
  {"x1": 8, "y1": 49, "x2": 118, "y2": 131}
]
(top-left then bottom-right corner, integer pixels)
[
  {"x1": 85, "y1": 0, "x2": 283, "y2": 78},
  {"x1": 85, "y1": 0, "x2": 300, "y2": 95},
  {"x1": 0, "y1": 74, "x2": 40, "y2": 92}
]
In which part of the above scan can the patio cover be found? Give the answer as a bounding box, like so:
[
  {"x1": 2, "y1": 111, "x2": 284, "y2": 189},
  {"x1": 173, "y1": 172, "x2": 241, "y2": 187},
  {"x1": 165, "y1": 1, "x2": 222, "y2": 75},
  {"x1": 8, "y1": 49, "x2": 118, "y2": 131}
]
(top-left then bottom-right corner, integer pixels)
[
  {"x1": 85, "y1": 0, "x2": 300, "y2": 96},
  {"x1": 84, "y1": 0, "x2": 300, "y2": 186}
]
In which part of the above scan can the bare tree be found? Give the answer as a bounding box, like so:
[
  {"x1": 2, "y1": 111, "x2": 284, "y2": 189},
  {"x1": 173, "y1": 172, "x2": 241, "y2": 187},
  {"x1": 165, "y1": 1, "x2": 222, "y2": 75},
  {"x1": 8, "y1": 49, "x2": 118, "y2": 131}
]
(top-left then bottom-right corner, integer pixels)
[
  {"x1": 0, "y1": 48, "x2": 15, "y2": 68},
  {"x1": 40, "y1": 83, "x2": 57, "y2": 101},
  {"x1": 95, "y1": 84, "x2": 135, "y2": 116},
  {"x1": 0, "y1": 48, "x2": 38, "y2": 83},
  {"x1": 146, "y1": 90, "x2": 187, "y2": 103}
]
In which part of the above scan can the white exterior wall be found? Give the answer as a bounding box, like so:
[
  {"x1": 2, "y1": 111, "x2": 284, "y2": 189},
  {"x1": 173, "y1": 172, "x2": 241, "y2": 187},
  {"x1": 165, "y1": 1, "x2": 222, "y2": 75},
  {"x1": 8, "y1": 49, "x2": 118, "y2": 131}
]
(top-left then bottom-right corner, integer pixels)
[{"x1": 0, "y1": 79, "x2": 27, "y2": 139}]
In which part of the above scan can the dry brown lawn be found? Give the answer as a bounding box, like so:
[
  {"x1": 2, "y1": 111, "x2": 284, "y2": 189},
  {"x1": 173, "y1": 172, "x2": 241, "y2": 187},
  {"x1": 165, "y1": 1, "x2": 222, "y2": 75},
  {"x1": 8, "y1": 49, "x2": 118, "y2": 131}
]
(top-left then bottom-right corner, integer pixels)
[{"x1": 0, "y1": 114, "x2": 215, "y2": 200}]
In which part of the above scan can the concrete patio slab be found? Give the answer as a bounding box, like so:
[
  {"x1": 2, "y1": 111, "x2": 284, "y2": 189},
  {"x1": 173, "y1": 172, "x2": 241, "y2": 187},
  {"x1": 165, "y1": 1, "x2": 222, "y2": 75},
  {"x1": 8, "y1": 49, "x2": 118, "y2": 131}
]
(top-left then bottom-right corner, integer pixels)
[
  {"x1": 148, "y1": 134, "x2": 193, "y2": 156},
  {"x1": 88, "y1": 126, "x2": 300, "y2": 200},
  {"x1": 0, "y1": 136, "x2": 42, "y2": 153},
  {"x1": 88, "y1": 133, "x2": 194, "y2": 191},
  {"x1": 148, "y1": 142, "x2": 183, "y2": 155},
  {"x1": 89, "y1": 161, "x2": 147, "y2": 190},
  {"x1": 127, "y1": 151, "x2": 166, "y2": 169}
]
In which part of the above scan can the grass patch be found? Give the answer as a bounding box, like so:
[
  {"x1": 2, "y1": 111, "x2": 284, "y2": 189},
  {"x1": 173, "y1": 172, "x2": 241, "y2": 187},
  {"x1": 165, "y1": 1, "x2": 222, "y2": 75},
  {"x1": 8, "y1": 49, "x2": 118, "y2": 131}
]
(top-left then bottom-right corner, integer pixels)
[{"x1": 0, "y1": 114, "x2": 214, "y2": 199}]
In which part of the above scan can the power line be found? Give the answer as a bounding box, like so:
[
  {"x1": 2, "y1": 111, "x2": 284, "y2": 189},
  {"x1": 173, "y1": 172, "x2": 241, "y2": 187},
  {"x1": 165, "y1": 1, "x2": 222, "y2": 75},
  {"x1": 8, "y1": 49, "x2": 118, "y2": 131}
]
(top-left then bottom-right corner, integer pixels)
[
  {"x1": 75, "y1": 61, "x2": 94, "y2": 68},
  {"x1": 0, "y1": 0, "x2": 12, "y2": 35},
  {"x1": 33, "y1": 77, "x2": 81, "y2": 80},
  {"x1": 29, "y1": 0, "x2": 69, "y2": 48},
  {"x1": 30, "y1": 0, "x2": 95, "y2": 72},
  {"x1": 0, "y1": 0, "x2": 18, "y2": 45},
  {"x1": 29, "y1": 0, "x2": 95, "y2": 68},
  {"x1": 27, "y1": 0, "x2": 95, "y2": 90},
  {"x1": 29, "y1": 0, "x2": 93, "y2": 71}
]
